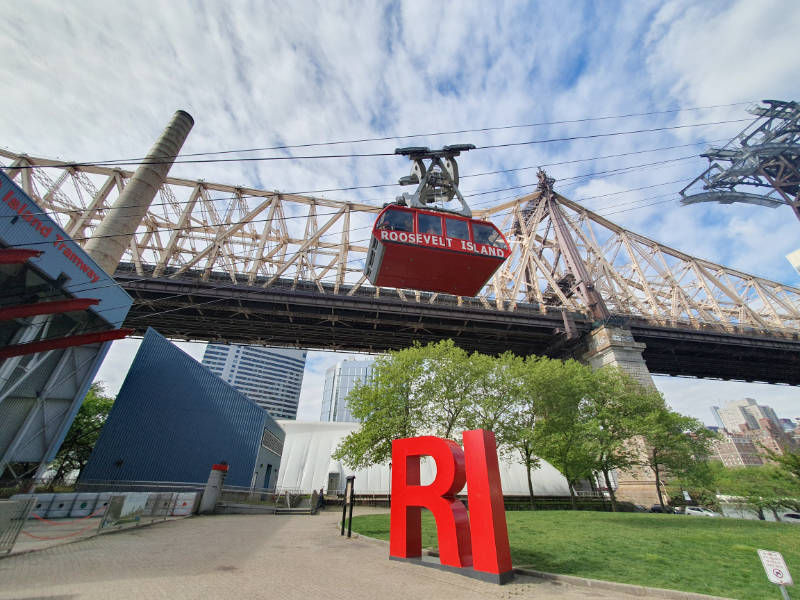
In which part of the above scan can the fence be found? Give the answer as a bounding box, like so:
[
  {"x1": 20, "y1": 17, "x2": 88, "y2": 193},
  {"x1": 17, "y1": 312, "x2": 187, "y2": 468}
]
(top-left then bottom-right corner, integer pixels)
[
  {"x1": 0, "y1": 497, "x2": 35, "y2": 553},
  {"x1": 100, "y1": 492, "x2": 197, "y2": 529},
  {"x1": 216, "y1": 486, "x2": 312, "y2": 513}
]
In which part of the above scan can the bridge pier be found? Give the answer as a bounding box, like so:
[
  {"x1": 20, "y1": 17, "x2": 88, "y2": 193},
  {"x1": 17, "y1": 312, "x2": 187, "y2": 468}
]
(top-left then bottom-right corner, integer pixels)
[
  {"x1": 579, "y1": 326, "x2": 655, "y2": 389},
  {"x1": 576, "y1": 325, "x2": 661, "y2": 508}
]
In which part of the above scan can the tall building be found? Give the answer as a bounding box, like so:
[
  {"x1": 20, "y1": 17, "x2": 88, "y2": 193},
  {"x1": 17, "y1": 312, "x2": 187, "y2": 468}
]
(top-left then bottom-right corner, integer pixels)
[
  {"x1": 711, "y1": 398, "x2": 780, "y2": 433},
  {"x1": 320, "y1": 359, "x2": 375, "y2": 422},
  {"x1": 711, "y1": 436, "x2": 764, "y2": 467},
  {"x1": 201, "y1": 344, "x2": 307, "y2": 420},
  {"x1": 710, "y1": 398, "x2": 797, "y2": 460}
]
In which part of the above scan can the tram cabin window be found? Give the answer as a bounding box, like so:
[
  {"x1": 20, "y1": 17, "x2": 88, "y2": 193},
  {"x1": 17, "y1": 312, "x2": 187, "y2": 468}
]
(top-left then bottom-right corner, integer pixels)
[
  {"x1": 418, "y1": 213, "x2": 443, "y2": 235},
  {"x1": 445, "y1": 217, "x2": 470, "y2": 240},
  {"x1": 472, "y1": 223, "x2": 507, "y2": 248},
  {"x1": 377, "y1": 210, "x2": 413, "y2": 232}
]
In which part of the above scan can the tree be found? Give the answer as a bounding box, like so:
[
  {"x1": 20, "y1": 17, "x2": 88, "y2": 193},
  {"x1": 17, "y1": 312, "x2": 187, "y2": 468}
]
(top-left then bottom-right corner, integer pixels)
[
  {"x1": 485, "y1": 353, "x2": 539, "y2": 507},
  {"x1": 48, "y1": 382, "x2": 114, "y2": 487},
  {"x1": 639, "y1": 407, "x2": 717, "y2": 507},
  {"x1": 333, "y1": 340, "x2": 512, "y2": 470},
  {"x1": 714, "y1": 464, "x2": 800, "y2": 519},
  {"x1": 332, "y1": 344, "x2": 428, "y2": 469},
  {"x1": 584, "y1": 368, "x2": 665, "y2": 511},
  {"x1": 763, "y1": 447, "x2": 800, "y2": 480},
  {"x1": 527, "y1": 357, "x2": 598, "y2": 509}
]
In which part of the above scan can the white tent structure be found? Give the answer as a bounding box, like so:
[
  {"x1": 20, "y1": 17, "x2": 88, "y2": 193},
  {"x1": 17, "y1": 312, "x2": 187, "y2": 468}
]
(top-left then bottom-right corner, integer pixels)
[{"x1": 275, "y1": 420, "x2": 570, "y2": 496}]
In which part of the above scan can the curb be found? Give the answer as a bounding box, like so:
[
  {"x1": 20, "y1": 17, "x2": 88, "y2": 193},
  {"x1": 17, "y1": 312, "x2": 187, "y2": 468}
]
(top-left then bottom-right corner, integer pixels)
[
  {"x1": 349, "y1": 532, "x2": 732, "y2": 600},
  {"x1": 514, "y1": 568, "x2": 733, "y2": 600}
]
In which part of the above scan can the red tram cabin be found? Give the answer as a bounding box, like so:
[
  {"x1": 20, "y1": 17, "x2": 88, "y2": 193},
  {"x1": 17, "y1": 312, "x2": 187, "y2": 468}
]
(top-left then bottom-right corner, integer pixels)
[{"x1": 364, "y1": 205, "x2": 510, "y2": 297}]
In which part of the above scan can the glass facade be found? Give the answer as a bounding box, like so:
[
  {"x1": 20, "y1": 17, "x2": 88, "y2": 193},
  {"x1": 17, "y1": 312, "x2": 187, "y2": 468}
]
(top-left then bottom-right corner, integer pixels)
[
  {"x1": 201, "y1": 344, "x2": 307, "y2": 420},
  {"x1": 320, "y1": 359, "x2": 375, "y2": 422}
]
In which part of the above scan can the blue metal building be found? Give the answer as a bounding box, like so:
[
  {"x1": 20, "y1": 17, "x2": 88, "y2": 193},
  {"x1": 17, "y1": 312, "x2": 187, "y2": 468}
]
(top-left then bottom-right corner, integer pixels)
[{"x1": 80, "y1": 328, "x2": 284, "y2": 488}]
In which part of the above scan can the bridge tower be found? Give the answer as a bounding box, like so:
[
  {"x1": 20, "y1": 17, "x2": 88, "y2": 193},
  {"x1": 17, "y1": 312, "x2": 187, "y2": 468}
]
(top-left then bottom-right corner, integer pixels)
[
  {"x1": 513, "y1": 169, "x2": 656, "y2": 384},
  {"x1": 514, "y1": 171, "x2": 661, "y2": 504}
]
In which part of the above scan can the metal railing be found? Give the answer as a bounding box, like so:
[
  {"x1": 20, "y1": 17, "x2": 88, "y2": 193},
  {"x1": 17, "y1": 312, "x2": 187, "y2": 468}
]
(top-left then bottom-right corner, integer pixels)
[
  {"x1": 0, "y1": 498, "x2": 35, "y2": 553},
  {"x1": 76, "y1": 480, "x2": 206, "y2": 493}
]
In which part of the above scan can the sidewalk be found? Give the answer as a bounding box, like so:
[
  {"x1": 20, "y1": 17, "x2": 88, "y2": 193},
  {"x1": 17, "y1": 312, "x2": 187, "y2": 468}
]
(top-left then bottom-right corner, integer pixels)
[{"x1": 0, "y1": 508, "x2": 722, "y2": 600}]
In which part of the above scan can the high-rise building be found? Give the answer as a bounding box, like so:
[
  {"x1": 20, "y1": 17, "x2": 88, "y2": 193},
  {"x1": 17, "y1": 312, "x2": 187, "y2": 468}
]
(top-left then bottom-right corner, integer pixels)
[
  {"x1": 710, "y1": 398, "x2": 798, "y2": 460},
  {"x1": 711, "y1": 398, "x2": 780, "y2": 433},
  {"x1": 320, "y1": 359, "x2": 375, "y2": 422},
  {"x1": 201, "y1": 344, "x2": 307, "y2": 420},
  {"x1": 711, "y1": 436, "x2": 764, "y2": 467}
]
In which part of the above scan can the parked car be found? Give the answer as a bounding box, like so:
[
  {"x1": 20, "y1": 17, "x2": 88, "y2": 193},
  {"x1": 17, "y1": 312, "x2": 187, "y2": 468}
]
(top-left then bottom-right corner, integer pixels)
[
  {"x1": 781, "y1": 513, "x2": 800, "y2": 523},
  {"x1": 684, "y1": 506, "x2": 719, "y2": 517},
  {"x1": 649, "y1": 504, "x2": 675, "y2": 514}
]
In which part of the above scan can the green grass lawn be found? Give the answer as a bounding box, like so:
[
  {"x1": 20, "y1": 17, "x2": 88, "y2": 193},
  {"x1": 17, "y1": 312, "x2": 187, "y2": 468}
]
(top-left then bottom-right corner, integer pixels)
[{"x1": 350, "y1": 510, "x2": 800, "y2": 599}]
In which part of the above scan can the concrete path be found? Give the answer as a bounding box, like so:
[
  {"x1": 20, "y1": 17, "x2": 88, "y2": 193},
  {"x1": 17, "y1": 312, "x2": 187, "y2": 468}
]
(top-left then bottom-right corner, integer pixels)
[{"x1": 0, "y1": 509, "x2": 714, "y2": 599}]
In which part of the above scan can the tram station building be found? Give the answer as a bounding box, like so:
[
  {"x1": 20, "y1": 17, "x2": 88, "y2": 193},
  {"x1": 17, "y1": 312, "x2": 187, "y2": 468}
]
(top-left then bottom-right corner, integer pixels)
[{"x1": 0, "y1": 171, "x2": 132, "y2": 481}]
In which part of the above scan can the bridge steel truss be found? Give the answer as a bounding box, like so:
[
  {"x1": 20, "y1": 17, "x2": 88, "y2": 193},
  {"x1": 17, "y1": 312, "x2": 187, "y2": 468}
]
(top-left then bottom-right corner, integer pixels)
[
  {"x1": 2, "y1": 148, "x2": 799, "y2": 384},
  {"x1": 681, "y1": 99, "x2": 800, "y2": 221}
]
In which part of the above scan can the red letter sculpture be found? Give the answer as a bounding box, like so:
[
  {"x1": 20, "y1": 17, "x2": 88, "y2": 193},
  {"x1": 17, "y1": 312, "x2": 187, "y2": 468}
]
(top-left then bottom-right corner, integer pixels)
[
  {"x1": 389, "y1": 436, "x2": 472, "y2": 567},
  {"x1": 390, "y1": 429, "x2": 513, "y2": 584}
]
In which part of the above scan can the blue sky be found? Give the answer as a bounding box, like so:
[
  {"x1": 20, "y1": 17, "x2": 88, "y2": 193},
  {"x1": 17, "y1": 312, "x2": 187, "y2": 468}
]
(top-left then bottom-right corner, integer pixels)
[{"x1": 0, "y1": 0, "x2": 798, "y2": 423}]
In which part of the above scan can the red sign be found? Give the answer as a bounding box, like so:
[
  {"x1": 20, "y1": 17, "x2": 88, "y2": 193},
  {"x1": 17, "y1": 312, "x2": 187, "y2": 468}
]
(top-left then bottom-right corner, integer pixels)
[{"x1": 390, "y1": 429, "x2": 512, "y2": 582}]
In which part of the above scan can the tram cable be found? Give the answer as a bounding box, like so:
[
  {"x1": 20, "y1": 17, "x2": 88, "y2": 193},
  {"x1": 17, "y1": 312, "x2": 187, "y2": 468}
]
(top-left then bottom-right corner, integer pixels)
[
  {"x1": 4, "y1": 117, "x2": 749, "y2": 170},
  {"x1": 35, "y1": 101, "x2": 750, "y2": 166}
]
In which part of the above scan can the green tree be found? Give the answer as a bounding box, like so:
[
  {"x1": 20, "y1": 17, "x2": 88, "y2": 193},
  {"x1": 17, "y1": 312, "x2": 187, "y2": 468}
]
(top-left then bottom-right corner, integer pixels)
[
  {"x1": 528, "y1": 357, "x2": 598, "y2": 509},
  {"x1": 48, "y1": 382, "x2": 114, "y2": 487},
  {"x1": 333, "y1": 340, "x2": 503, "y2": 470},
  {"x1": 763, "y1": 447, "x2": 800, "y2": 480},
  {"x1": 332, "y1": 344, "x2": 427, "y2": 469},
  {"x1": 639, "y1": 407, "x2": 717, "y2": 507},
  {"x1": 485, "y1": 353, "x2": 540, "y2": 507},
  {"x1": 416, "y1": 339, "x2": 480, "y2": 440},
  {"x1": 584, "y1": 368, "x2": 665, "y2": 511},
  {"x1": 715, "y1": 464, "x2": 800, "y2": 519}
]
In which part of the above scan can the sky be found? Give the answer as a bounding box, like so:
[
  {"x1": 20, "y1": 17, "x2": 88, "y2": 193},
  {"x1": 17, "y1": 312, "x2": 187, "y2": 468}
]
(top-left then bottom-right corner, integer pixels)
[{"x1": 1, "y1": 0, "x2": 798, "y2": 425}]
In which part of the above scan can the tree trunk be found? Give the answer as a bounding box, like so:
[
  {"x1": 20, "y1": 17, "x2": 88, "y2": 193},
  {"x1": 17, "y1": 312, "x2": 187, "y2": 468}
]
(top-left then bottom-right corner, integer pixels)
[
  {"x1": 771, "y1": 508, "x2": 781, "y2": 522},
  {"x1": 652, "y1": 452, "x2": 665, "y2": 508},
  {"x1": 568, "y1": 481, "x2": 577, "y2": 510},
  {"x1": 601, "y1": 466, "x2": 617, "y2": 512},
  {"x1": 524, "y1": 451, "x2": 536, "y2": 509},
  {"x1": 757, "y1": 507, "x2": 765, "y2": 520}
]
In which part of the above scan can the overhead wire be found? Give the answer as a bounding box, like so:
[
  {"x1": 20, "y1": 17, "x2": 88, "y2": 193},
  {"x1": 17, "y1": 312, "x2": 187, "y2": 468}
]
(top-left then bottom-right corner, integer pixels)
[
  {"x1": 41, "y1": 101, "x2": 751, "y2": 166},
  {"x1": 0, "y1": 165, "x2": 696, "y2": 250},
  {"x1": 0, "y1": 138, "x2": 719, "y2": 222},
  {"x1": 3, "y1": 118, "x2": 750, "y2": 170}
]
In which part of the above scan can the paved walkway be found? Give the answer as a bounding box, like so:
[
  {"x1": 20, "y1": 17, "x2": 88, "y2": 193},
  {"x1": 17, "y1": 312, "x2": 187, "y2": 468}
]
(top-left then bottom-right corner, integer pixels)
[{"x1": 0, "y1": 509, "x2": 710, "y2": 599}]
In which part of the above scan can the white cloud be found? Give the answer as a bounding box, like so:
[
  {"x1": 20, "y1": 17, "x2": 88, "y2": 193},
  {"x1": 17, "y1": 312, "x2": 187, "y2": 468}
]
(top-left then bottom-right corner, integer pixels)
[{"x1": 2, "y1": 1, "x2": 798, "y2": 422}]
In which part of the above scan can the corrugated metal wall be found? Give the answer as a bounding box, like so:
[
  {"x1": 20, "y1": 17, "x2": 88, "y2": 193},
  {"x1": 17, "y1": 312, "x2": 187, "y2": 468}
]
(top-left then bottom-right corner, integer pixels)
[{"x1": 81, "y1": 328, "x2": 284, "y2": 487}]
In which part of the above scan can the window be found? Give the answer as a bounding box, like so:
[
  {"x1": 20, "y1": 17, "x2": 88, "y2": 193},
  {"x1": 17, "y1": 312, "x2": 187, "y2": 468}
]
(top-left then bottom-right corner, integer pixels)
[
  {"x1": 376, "y1": 209, "x2": 413, "y2": 232},
  {"x1": 418, "y1": 213, "x2": 442, "y2": 235},
  {"x1": 471, "y1": 223, "x2": 507, "y2": 249},
  {"x1": 445, "y1": 218, "x2": 470, "y2": 240}
]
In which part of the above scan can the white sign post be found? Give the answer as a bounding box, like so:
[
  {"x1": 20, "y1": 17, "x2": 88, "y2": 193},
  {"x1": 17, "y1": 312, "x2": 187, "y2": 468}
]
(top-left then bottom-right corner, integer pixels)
[{"x1": 758, "y1": 550, "x2": 793, "y2": 599}]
